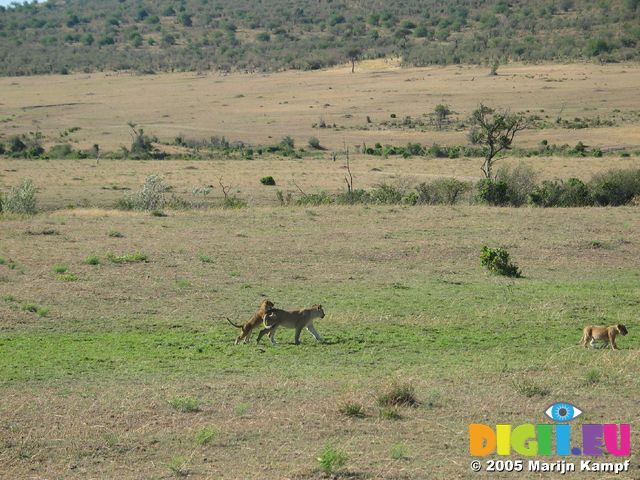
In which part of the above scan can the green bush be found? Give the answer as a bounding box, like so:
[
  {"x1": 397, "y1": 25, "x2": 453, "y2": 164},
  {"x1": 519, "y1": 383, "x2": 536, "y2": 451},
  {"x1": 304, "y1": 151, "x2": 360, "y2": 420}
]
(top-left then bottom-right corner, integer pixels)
[
  {"x1": 590, "y1": 168, "x2": 640, "y2": 206},
  {"x1": 295, "y1": 192, "x2": 333, "y2": 206},
  {"x1": 480, "y1": 246, "x2": 521, "y2": 277},
  {"x1": 530, "y1": 178, "x2": 592, "y2": 207},
  {"x1": 335, "y1": 189, "x2": 370, "y2": 205},
  {"x1": 369, "y1": 183, "x2": 404, "y2": 204},
  {"x1": 495, "y1": 164, "x2": 538, "y2": 207},
  {"x1": 3, "y1": 179, "x2": 37, "y2": 214},
  {"x1": 260, "y1": 176, "x2": 276, "y2": 186},
  {"x1": 476, "y1": 178, "x2": 509, "y2": 206},
  {"x1": 308, "y1": 137, "x2": 322, "y2": 149}
]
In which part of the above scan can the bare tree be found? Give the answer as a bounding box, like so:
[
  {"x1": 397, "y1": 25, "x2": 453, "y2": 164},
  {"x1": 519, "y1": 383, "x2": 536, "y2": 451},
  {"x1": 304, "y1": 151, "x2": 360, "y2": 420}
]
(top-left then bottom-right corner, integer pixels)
[{"x1": 469, "y1": 104, "x2": 529, "y2": 179}]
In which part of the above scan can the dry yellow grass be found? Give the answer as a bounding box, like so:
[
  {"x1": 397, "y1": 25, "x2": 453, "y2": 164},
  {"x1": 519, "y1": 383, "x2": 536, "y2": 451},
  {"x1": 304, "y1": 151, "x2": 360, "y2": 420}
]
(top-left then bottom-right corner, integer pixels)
[
  {"x1": 2, "y1": 154, "x2": 640, "y2": 211},
  {"x1": 1, "y1": 62, "x2": 639, "y2": 152}
]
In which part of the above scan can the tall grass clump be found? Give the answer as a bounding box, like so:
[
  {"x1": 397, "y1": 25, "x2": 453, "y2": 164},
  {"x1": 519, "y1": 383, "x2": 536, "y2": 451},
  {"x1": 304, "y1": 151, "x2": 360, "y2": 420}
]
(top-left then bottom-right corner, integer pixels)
[
  {"x1": 377, "y1": 383, "x2": 420, "y2": 407},
  {"x1": 317, "y1": 444, "x2": 348, "y2": 474},
  {"x1": 2, "y1": 179, "x2": 37, "y2": 214}
]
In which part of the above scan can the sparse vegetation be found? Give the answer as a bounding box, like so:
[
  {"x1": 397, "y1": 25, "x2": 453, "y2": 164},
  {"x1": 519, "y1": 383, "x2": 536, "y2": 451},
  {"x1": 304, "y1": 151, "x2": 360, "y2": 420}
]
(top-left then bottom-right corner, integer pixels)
[
  {"x1": 379, "y1": 407, "x2": 402, "y2": 420},
  {"x1": 107, "y1": 253, "x2": 148, "y2": 264},
  {"x1": 512, "y1": 380, "x2": 551, "y2": 398}
]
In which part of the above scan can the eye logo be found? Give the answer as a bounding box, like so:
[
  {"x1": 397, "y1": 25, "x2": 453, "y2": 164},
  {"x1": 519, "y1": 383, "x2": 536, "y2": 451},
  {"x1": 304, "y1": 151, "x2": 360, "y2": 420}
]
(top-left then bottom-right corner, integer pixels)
[{"x1": 545, "y1": 402, "x2": 582, "y2": 422}]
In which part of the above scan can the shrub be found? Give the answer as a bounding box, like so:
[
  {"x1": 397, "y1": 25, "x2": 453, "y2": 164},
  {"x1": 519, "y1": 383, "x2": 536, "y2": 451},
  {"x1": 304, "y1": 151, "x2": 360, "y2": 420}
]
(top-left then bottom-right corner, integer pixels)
[
  {"x1": 476, "y1": 178, "x2": 509, "y2": 206},
  {"x1": 3, "y1": 179, "x2": 37, "y2": 214},
  {"x1": 318, "y1": 444, "x2": 348, "y2": 474},
  {"x1": 52, "y1": 265, "x2": 68, "y2": 274},
  {"x1": 308, "y1": 137, "x2": 322, "y2": 149},
  {"x1": 530, "y1": 178, "x2": 592, "y2": 207},
  {"x1": 369, "y1": 183, "x2": 404, "y2": 205},
  {"x1": 223, "y1": 196, "x2": 247, "y2": 209},
  {"x1": 480, "y1": 246, "x2": 521, "y2": 277},
  {"x1": 85, "y1": 255, "x2": 100, "y2": 265},
  {"x1": 295, "y1": 192, "x2": 333, "y2": 206},
  {"x1": 415, "y1": 178, "x2": 471, "y2": 205},
  {"x1": 495, "y1": 164, "x2": 538, "y2": 206},
  {"x1": 335, "y1": 188, "x2": 370, "y2": 205},
  {"x1": 260, "y1": 176, "x2": 276, "y2": 186},
  {"x1": 377, "y1": 383, "x2": 420, "y2": 407},
  {"x1": 118, "y1": 175, "x2": 169, "y2": 211},
  {"x1": 276, "y1": 190, "x2": 293, "y2": 206},
  {"x1": 590, "y1": 168, "x2": 640, "y2": 206},
  {"x1": 168, "y1": 396, "x2": 201, "y2": 413}
]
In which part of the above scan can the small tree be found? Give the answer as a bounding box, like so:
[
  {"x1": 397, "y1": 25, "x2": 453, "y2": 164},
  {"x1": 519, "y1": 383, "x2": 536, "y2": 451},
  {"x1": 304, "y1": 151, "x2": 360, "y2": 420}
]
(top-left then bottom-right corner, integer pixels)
[
  {"x1": 469, "y1": 104, "x2": 529, "y2": 179},
  {"x1": 346, "y1": 47, "x2": 362, "y2": 73},
  {"x1": 434, "y1": 104, "x2": 451, "y2": 130}
]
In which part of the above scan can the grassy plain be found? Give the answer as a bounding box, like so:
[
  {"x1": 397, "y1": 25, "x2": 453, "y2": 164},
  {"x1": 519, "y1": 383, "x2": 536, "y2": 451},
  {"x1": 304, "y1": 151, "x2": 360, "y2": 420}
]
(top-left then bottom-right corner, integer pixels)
[
  {"x1": 1, "y1": 62, "x2": 640, "y2": 479},
  {"x1": 1, "y1": 61, "x2": 640, "y2": 153},
  {"x1": 1, "y1": 206, "x2": 640, "y2": 479}
]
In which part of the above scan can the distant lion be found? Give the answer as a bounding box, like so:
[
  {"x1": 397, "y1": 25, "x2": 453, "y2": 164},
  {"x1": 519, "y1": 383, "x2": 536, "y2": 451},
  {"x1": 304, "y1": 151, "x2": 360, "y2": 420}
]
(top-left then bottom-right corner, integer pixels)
[
  {"x1": 580, "y1": 324, "x2": 628, "y2": 350},
  {"x1": 227, "y1": 299, "x2": 275, "y2": 344},
  {"x1": 256, "y1": 304, "x2": 325, "y2": 345}
]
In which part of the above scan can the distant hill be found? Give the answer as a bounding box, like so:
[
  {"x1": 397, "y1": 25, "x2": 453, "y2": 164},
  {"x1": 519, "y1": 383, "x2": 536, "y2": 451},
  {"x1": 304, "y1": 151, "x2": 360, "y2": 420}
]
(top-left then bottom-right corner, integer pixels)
[{"x1": 0, "y1": 0, "x2": 638, "y2": 76}]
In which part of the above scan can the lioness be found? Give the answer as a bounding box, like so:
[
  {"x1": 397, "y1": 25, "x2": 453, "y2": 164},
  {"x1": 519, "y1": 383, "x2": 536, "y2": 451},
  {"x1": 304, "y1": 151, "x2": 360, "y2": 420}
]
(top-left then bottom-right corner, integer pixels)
[
  {"x1": 580, "y1": 324, "x2": 628, "y2": 350},
  {"x1": 256, "y1": 304, "x2": 325, "y2": 345},
  {"x1": 227, "y1": 299, "x2": 275, "y2": 344}
]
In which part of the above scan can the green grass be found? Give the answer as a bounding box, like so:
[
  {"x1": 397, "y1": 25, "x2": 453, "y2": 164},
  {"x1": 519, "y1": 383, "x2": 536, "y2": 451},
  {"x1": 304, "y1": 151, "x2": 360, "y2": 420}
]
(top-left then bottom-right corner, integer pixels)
[
  {"x1": 194, "y1": 428, "x2": 217, "y2": 446},
  {"x1": 338, "y1": 401, "x2": 366, "y2": 418},
  {"x1": 168, "y1": 396, "x2": 201, "y2": 413},
  {"x1": 390, "y1": 444, "x2": 408, "y2": 460},
  {"x1": 107, "y1": 252, "x2": 148, "y2": 263},
  {"x1": 318, "y1": 444, "x2": 348, "y2": 474},
  {"x1": 52, "y1": 265, "x2": 68, "y2": 274},
  {"x1": 198, "y1": 253, "x2": 214, "y2": 263},
  {"x1": 57, "y1": 273, "x2": 78, "y2": 282},
  {"x1": 0, "y1": 273, "x2": 638, "y2": 384},
  {"x1": 85, "y1": 255, "x2": 101, "y2": 265}
]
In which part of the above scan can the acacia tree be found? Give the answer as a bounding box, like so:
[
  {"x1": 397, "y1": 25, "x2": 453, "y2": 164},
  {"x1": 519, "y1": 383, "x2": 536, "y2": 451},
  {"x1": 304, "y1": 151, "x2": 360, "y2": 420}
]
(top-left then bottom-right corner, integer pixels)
[
  {"x1": 469, "y1": 104, "x2": 529, "y2": 179},
  {"x1": 346, "y1": 47, "x2": 362, "y2": 73},
  {"x1": 434, "y1": 103, "x2": 451, "y2": 130}
]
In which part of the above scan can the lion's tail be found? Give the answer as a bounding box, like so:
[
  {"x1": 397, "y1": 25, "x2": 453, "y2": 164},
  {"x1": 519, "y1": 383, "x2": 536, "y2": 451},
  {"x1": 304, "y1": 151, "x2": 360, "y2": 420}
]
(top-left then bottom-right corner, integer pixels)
[{"x1": 226, "y1": 317, "x2": 243, "y2": 329}]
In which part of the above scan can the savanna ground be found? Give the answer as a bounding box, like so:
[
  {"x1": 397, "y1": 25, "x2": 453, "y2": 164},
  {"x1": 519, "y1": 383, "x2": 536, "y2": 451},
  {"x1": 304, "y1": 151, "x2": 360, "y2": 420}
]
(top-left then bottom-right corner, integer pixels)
[{"x1": 1, "y1": 62, "x2": 640, "y2": 479}]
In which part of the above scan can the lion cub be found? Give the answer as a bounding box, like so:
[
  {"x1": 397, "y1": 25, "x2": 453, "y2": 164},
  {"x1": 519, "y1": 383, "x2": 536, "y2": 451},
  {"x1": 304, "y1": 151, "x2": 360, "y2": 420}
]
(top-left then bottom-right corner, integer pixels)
[
  {"x1": 227, "y1": 299, "x2": 275, "y2": 344},
  {"x1": 580, "y1": 324, "x2": 628, "y2": 350},
  {"x1": 256, "y1": 304, "x2": 325, "y2": 345}
]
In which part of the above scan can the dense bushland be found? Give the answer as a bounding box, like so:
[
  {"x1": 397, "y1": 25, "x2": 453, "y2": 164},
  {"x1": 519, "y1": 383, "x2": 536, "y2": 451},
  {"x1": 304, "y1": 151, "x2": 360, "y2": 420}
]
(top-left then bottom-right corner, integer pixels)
[{"x1": 0, "y1": 0, "x2": 638, "y2": 76}]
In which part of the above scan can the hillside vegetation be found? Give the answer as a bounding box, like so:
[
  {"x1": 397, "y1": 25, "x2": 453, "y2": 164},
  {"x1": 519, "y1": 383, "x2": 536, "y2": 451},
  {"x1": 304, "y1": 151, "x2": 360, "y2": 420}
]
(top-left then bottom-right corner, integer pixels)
[{"x1": 0, "y1": 0, "x2": 639, "y2": 76}]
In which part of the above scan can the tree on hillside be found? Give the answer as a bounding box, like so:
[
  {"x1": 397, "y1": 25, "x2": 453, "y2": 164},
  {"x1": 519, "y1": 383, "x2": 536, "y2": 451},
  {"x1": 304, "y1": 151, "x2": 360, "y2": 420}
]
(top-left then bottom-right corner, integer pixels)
[{"x1": 469, "y1": 104, "x2": 529, "y2": 179}]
